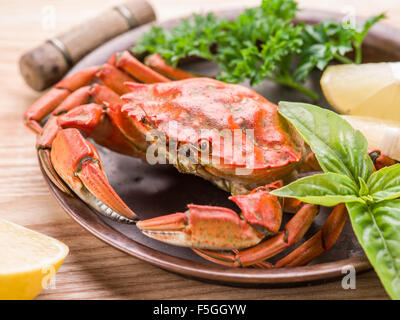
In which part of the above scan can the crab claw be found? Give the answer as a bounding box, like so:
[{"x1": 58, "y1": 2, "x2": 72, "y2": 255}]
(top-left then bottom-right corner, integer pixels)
[
  {"x1": 136, "y1": 188, "x2": 283, "y2": 250},
  {"x1": 50, "y1": 128, "x2": 137, "y2": 223},
  {"x1": 137, "y1": 206, "x2": 263, "y2": 249}
]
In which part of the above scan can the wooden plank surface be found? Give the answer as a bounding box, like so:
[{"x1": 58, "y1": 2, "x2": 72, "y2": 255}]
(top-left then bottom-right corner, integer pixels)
[{"x1": 0, "y1": 0, "x2": 398, "y2": 300}]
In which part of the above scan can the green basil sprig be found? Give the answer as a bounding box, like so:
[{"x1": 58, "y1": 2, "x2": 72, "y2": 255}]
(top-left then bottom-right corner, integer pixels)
[{"x1": 272, "y1": 102, "x2": 400, "y2": 299}]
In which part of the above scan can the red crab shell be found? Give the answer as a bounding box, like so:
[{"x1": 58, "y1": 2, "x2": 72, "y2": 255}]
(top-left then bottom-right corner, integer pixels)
[{"x1": 121, "y1": 78, "x2": 304, "y2": 189}]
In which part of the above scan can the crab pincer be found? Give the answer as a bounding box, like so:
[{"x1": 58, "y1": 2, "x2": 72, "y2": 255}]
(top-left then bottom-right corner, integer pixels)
[
  {"x1": 50, "y1": 128, "x2": 138, "y2": 223},
  {"x1": 137, "y1": 185, "x2": 326, "y2": 267},
  {"x1": 137, "y1": 187, "x2": 284, "y2": 249}
]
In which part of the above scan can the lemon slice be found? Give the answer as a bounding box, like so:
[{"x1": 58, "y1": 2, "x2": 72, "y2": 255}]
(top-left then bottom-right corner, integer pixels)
[
  {"x1": 0, "y1": 218, "x2": 69, "y2": 300},
  {"x1": 321, "y1": 62, "x2": 400, "y2": 120},
  {"x1": 343, "y1": 115, "x2": 400, "y2": 161}
]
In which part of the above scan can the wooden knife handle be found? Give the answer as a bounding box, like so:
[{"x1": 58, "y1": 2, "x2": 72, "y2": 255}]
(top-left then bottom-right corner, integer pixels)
[{"x1": 19, "y1": 0, "x2": 156, "y2": 91}]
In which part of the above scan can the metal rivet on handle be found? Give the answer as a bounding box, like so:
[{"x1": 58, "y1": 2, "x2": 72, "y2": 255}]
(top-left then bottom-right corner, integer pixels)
[
  {"x1": 47, "y1": 38, "x2": 74, "y2": 67},
  {"x1": 114, "y1": 5, "x2": 138, "y2": 28}
]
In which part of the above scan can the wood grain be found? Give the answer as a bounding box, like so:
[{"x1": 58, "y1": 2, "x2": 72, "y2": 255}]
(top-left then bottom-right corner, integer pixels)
[{"x1": 0, "y1": 0, "x2": 398, "y2": 300}]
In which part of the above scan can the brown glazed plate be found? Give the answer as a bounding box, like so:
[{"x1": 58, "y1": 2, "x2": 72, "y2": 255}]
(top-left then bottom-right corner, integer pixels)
[{"x1": 39, "y1": 9, "x2": 400, "y2": 286}]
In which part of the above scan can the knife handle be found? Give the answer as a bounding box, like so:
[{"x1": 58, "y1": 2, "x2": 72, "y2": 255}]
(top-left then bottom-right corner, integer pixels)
[{"x1": 19, "y1": 0, "x2": 156, "y2": 91}]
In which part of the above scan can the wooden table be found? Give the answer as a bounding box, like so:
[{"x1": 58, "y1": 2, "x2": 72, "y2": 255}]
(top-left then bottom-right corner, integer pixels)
[{"x1": 1, "y1": 0, "x2": 397, "y2": 300}]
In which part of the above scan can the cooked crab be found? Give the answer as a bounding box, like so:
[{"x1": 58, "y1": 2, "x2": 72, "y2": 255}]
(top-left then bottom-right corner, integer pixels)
[{"x1": 23, "y1": 52, "x2": 393, "y2": 268}]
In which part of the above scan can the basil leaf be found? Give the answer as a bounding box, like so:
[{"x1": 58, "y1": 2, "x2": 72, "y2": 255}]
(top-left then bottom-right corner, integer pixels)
[
  {"x1": 278, "y1": 102, "x2": 374, "y2": 183},
  {"x1": 368, "y1": 164, "x2": 400, "y2": 202},
  {"x1": 358, "y1": 177, "x2": 369, "y2": 197},
  {"x1": 271, "y1": 173, "x2": 360, "y2": 206},
  {"x1": 347, "y1": 200, "x2": 400, "y2": 300}
]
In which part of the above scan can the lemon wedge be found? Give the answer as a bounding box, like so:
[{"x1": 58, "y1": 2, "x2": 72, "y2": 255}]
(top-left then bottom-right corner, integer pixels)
[
  {"x1": 321, "y1": 62, "x2": 400, "y2": 121},
  {"x1": 343, "y1": 115, "x2": 400, "y2": 161},
  {"x1": 0, "y1": 218, "x2": 69, "y2": 300}
]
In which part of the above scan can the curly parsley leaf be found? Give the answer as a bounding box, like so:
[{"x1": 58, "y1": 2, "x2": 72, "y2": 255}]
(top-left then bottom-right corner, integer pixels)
[
  {"x1": 135, "y1": 13, "x2": 223, "y2": 65},
  {"x1": 293, "y1": 21, "x2": 354, "y2": 82},
  {"x1": 133, "y1": 0, "x2": 385, "y2": 100},
  {"x1": 353, "y1": 13, "x2": 386, "y2": 63}
]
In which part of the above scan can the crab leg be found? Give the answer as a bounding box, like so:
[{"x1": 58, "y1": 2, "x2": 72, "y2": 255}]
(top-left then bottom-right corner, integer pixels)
[
  {"x1": 95, "y1": 64, "x2": 137, "y2": 95},
  {"x1": 108, "y1": 51, "x2": 170, "y2": 83},
  {"x1": 275, "y1": 203, "x2": 347, "y2": 267},
  {"x1": 368, "y1": 149, "x2": 397, "y2": 169},
  {"x1": 31, "y1": 50, "x2": 168, "y2": 191},
  {"x1": 195, "y1": 203, "x2": 346, "y2": 268},
  {"x1": 24, "y1": 88, "x2": 69, "y2": 133},
  {"x1": 144, "y1": 53, "x2": 195, "y2": 80},
  {"x1": 23, "y1": 66, "x2": 99, "y2": 134},
  {"x1": 193, "y1": 203, "x2": 319, "y2": 267},
  {"x1": 25, "y1": 50, "x2": 185, "y2": 223},
  {"x1": 24, "y1": 50, "x2": 195, "y2": 135},
  {"x1": 23, "y1": 52, "x2": 154, "y2": 133}
]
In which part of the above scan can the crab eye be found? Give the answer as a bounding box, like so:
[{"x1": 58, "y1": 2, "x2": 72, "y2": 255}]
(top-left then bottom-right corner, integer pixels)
[{"x1": 198, "y1": 139, "x2": 211, "y2": 153}]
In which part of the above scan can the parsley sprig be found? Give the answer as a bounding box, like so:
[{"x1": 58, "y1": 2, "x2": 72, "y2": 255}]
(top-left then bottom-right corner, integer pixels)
[{"x1": 133, "y1": 0, "x2": 385, "y2": 101}]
